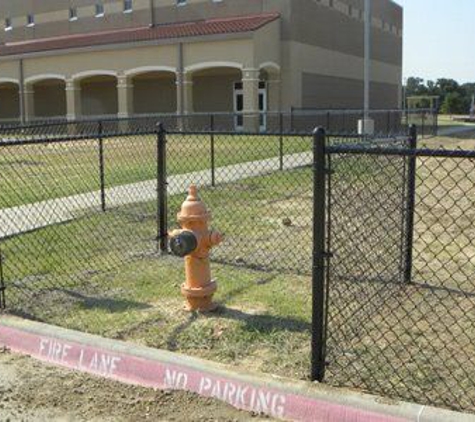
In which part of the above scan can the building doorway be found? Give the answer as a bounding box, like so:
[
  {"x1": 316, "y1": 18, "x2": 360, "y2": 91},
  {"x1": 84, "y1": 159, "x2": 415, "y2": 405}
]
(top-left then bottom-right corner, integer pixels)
[{"x1": 233, "y1": 81, "x2": 267, "y2": 132}]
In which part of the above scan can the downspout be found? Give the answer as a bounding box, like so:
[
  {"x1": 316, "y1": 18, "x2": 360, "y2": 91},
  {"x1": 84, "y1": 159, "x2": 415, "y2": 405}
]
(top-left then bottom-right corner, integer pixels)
[
  {"x1": 178, "y1": 43, "x2": 184, "y2": 115},
  {"x1": 149, "y1": 0, "x2": 155, "y2": 27},
  {"x1": 19, "y1": 58, "x2": 25, "y2": 124}
]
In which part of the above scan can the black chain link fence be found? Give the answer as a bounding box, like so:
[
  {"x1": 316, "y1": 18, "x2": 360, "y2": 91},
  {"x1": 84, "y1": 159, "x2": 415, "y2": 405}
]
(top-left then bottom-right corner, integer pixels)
[
  {"x1": 0, "y1": 119, "x2": 321, "y2": 382},
  {"x1": 1, "y1": 115, "x2": 474, "y2": 415},
  {"x1": 0, "y1": 108, "x2": 438, "y2": 137}
]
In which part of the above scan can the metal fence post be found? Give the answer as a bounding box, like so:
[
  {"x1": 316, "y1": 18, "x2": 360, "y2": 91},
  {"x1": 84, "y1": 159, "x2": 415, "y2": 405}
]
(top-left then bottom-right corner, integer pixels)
[
  {"x1": 421, "y1": 112, "x2": 426, "y2": 138},
  {"x1": 404, "y1": 124, "x2": 418, "y2": 284},
  {"x1": 210, "y1": 114, "x2": 216, "y2": 187},
  {"x1": 290, "y1": 106, "x2": 294, "y2": 132},
  {"x1": 311, "y1": 127, "x2": 328, "y2": 382},
  {"x1": 157, "y1": 123, "x2": 168, "y2": 254},
  {"x1": 326, "y1": 111, "x2": 331, "y2": 132},
  {"x1": 98, "y1": 121, "x2": 106, "y2": 212},
  {"x1": 387, "y1": 110, "x2": 391, "y2": 134},
  {"x1": 279, "y1": 112, "x2": 284, "y2": 171},
  {"x1": 0, "y1": 248, "x2": 5, "y2": 310}
]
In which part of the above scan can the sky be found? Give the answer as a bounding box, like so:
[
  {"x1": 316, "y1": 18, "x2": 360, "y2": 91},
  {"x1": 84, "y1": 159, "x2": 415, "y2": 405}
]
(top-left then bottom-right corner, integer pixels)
[{"x1": 395, "y1": 0, "x2": 475, "y2": 84}]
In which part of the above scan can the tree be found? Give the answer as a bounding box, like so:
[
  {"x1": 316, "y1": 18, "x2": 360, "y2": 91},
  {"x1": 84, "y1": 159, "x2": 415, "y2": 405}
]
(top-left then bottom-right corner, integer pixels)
[
  {"x1": 404, "y1": 76, "x2": 474, "y2": 114},
  {"x1": 440, "y1": 92, "x2": 468, "y2": 115},
  {"x1": 406, "y1": 77, "x2": 428, "y2": 96}
]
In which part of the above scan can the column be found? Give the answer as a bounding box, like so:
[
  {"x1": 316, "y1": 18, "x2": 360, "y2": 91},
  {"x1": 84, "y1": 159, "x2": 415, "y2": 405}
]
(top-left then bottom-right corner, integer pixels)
[
  {"x1": 22, "y1": 87, "x2": 35, "y2": 123},
  {"x1": 176, "y1": 72, "x2": 193, "y2": 115},
  {"x1": 66, "y1": 79, "x2": 81, "y2": 121},
  {"x1": 242, "y1": 68, "x2": 260, "y2": 132},
  {"x1": 267, "y1": 76, "x2": 281, "y2": 112},
  {"x1": 176, "y1": 71, "x2": 193, "y2": 130},
  {"x1": 117, "y1": 74, "x2": 134, "y2": 119}
]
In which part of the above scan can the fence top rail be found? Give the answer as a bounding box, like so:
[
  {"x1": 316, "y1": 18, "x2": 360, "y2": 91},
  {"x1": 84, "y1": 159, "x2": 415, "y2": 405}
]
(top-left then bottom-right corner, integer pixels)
[
  {"x1": 0, "y1": 127, "x2": 375, "y2": 147},
  {"x1": 0, "y1": 129, "x2": 158, "y2": 147},
  {"x1": 292, "y1": 107, "x2": 435, "y2": 114},
  {"x1": 326, "y1": 144, "x2": 475, "y2": 159},
  {"x1": 0, "y1": 108, "x2": 437, "y2": 132}
]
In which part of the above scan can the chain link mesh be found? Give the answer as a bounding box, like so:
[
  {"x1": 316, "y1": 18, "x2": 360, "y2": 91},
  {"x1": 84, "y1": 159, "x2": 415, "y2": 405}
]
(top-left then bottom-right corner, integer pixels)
[{"x1": 324, "y1": 144, "x2": 475, "y2": 413}]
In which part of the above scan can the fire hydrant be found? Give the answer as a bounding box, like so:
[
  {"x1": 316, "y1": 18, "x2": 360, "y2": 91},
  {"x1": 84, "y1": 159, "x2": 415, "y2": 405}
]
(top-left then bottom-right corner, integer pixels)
[{"x1": 169, "y1": 185, "x2": 223, "y2": 312}]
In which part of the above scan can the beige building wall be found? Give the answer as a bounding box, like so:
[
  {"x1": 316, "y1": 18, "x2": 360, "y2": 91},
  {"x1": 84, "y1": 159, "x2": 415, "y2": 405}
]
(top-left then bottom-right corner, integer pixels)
[
  {"x1": 0, "y1": 0, "x2": 402, "y2": 119},
  {"x1": 0, "y1": 83, "x2": 20, "y2": 119},
  {"x1": 33, "y1": 81, "x2": 66, "y2": 117},
  {"x1": 133, "y1": 74, "x2": 177, "y2": 114},
  {"x1": 81, "y1": 76, "x2": 118, "y2": 116},
  {"x1": 193, "y1": 71, "x2": 240, "y2": 113}
]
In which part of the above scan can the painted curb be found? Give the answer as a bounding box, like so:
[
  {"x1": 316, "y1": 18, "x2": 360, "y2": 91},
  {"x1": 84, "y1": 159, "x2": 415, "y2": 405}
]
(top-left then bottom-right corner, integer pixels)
[{"x1": 0, "y1": 316, "x2": 472, "y2": 422}]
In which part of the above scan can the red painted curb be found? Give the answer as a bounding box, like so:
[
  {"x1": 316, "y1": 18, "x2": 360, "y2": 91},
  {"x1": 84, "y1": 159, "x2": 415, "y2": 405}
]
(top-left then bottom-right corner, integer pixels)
[{"x1": 0, "y1": 323, "x2": 408, "y2": 422}]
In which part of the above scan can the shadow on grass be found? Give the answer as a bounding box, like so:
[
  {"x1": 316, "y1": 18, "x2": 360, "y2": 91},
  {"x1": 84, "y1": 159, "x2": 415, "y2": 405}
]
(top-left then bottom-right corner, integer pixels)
[
  {"x1": 53, "y1": 288, "x2": 152, "y2": 313},
  {"x1": 214, "y1": 306, "x2": 311, "y2": 334},
  {"x1": 167, "y1": 313, "x2": 199, "y2": 351}
]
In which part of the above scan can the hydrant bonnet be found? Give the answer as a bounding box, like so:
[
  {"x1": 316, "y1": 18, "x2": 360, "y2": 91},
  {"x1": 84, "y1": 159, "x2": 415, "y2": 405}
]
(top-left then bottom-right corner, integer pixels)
[{"x1": 177, "y1": 185, "x2": 211, "y2": 223}]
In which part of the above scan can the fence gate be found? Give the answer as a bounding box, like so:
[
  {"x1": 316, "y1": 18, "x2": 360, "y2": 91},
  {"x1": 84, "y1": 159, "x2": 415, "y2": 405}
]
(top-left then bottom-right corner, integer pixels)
[{"x1": 315, "y1": 133, "x2": 475, "y2": 413}]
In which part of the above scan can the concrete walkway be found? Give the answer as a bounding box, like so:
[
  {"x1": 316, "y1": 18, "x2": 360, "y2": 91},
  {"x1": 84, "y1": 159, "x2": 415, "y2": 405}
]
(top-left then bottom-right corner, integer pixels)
[
  {"x1": 437, "y1": 125, "x2": 475, "y2": 137},
  {"x1": 0, "y1": 151, "x2": 312, "y2": 238}
]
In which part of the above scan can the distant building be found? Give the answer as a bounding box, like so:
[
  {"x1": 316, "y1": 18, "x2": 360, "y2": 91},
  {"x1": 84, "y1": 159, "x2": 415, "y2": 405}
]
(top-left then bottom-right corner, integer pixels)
[{"x1": 0, "y1": 0, "x2": 402, "y2": 129}]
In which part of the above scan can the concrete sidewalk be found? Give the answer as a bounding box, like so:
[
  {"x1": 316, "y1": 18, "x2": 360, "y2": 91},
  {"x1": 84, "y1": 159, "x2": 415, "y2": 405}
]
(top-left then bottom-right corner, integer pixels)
[
  {"x1": 0, "y1": 316, "x2": 473, "y2": 422},
  {"x1": 0, "y1": 151, "x2": 311, "y2": 238},
  {"x1": 437, "y1": 125, "x2": 475, "y2": 137}
]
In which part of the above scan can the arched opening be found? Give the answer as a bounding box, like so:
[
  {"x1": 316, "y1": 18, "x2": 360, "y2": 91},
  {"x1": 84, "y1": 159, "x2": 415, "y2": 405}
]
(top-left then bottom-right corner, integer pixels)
[
  {"x1": 0, "y1": 82, "x2": 20, "y2": 123},
  {"x1": 132, "y1": 71, "x2": 177, "y2": 114},
  {"x1": 33, "y1": 79, "x2": 66, "y2": 118},
  {"x1": 79, "y1": 75, "x2": 118, "y2": 117},
  {"x1": 192, "y1": 67, "x2": 242, "y2": 113}
]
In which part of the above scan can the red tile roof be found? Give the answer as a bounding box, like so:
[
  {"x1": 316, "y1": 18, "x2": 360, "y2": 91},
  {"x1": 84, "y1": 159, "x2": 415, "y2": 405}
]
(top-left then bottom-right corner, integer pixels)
[{"x1": 0, "y1": 13, "x2": 280, "y2": 57}]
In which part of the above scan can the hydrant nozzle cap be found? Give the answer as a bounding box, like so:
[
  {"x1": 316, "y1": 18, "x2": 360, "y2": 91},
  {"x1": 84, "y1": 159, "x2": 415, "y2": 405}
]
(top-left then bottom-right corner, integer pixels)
[{"x1": 178, "y1": 185, "x2": 211, "y2": 222}]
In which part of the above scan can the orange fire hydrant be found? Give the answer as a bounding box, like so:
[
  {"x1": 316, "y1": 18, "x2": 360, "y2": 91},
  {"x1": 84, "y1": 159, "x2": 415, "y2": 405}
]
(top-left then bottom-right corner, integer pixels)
[{"x1": 169, "y1": 185, "x2": 223, "y2": 312}]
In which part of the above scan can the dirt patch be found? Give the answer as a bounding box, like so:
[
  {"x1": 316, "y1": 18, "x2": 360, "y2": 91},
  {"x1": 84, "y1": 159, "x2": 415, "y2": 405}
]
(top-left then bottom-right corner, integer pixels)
[{"x1": 0, "y1": 350, "x2": 271, "y2": 421}]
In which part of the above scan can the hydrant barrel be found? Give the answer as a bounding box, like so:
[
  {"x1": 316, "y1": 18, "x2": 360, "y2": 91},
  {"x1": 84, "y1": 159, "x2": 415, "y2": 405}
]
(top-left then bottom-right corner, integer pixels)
[{"x1": 170, "y1": 231, "x2": 198, "y2": 257}]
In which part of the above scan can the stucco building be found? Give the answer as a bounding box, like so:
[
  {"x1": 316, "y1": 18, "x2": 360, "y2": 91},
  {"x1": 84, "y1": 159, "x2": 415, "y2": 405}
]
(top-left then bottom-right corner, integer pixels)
[{"x1": 0, "y1": 0, "x2": 402, "y2": 129}]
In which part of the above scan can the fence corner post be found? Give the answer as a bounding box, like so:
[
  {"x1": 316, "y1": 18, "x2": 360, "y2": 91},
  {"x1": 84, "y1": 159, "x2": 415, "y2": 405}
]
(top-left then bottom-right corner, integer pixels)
[
  {"x1": 404, "y1": 124, "x2": 418, "y2": 284},
  {"x1": 156, "y1": 122, "x2": 168, "y2": 255},
  {"x1": 311, "y1": 126, "x2": 327, "y2": 382}
]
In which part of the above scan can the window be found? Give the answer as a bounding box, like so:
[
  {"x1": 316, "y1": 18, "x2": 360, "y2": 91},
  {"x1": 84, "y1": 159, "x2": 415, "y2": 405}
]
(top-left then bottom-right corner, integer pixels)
[
  {"x1": 26, "y1": 14, "x2": 35, "y2": 27},
  {"x1": 69, "y1": 7, "x2": 78, "y2": 21},
  {"x1": 95, "y1": 3, "x2": 105, "y2": 17},
  {"x1": 177, "y1": 0, "x2": 187, "y2": 6},
  {"x1": 124, "y1": 0, "x2": 133, "y2": 13},
  {"x1": 4, "y1": 18, "x2": 12, "y2": 31}
]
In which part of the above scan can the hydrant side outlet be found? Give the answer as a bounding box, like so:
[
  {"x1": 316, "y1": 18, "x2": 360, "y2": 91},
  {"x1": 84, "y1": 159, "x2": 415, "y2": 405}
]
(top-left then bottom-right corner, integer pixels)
[
  {"x1": 170, "y1": 230, "x2": 198, "y2": 257},
  {"x1": 169, "y1": 185, "x2": 223, "y2": 312}
]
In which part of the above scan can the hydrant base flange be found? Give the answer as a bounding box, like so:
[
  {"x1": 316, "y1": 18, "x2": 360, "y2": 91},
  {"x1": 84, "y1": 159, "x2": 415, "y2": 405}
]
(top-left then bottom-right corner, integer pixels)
[{"x1": 181, "y1": 281, "x2": 218, "y2": 312}]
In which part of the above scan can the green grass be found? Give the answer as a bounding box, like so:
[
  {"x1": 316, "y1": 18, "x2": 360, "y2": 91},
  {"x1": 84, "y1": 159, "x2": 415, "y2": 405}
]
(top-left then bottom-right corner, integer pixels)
[{"x1": 0, "y1": 134, "x2": 311, "y2": 208}]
